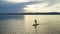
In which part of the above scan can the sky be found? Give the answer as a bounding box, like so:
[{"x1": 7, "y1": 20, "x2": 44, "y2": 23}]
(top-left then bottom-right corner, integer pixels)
[
  {"x1": 24, "y1": 0, "x2": 60, "y2": 12},
  {"x1": 0, "y1": 0, "x2": 30, "y2": 2},
  {"x1": 0, "y1": 0, "x2": 41, "y2": 13},
  {"x1": 0, "y1": 0, "x2": 60, "y2": 13}
]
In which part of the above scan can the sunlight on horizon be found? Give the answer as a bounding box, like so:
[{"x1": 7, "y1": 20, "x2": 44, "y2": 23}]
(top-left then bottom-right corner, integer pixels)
[
  {"x1": 24, "y1": 2, "x2": 60, "y2": 12},
  {"x1": 24, "y1": 15, "x2": 60, "y2": 34}
]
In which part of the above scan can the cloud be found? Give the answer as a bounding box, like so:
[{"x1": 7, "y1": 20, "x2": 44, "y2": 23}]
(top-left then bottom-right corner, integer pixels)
[
  {"x1": 0, "y1": 0, "x2": 60, "y2": 13},
  {"x1": 4, "y1": 0, "x2": 30, "y2": 3},
  {"x1": 43, "y1": 0, "x2": 60, "y2": 7},
  {"x1": 0, "y1": 1, "x2": 43, "y2": 13},
  {"x1": 0, "y1": 1, "x2": 24, "y2": 13}
]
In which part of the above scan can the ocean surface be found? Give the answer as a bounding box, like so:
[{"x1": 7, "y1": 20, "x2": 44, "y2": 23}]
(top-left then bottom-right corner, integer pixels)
[{"x1": 0, "y1": 15, "x2": 60, "y2": 34}]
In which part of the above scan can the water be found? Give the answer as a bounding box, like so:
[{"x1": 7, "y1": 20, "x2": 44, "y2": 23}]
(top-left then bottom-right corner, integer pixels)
[
  {"x1": 0, "y1": 15, "x2": 24, "y2": 34},
  {"x1": 25, "y1": 15, "x2": 60, "y2": 34},
  {"x1": 0, "y1": 15, "x2": 60, "y2": 34}
]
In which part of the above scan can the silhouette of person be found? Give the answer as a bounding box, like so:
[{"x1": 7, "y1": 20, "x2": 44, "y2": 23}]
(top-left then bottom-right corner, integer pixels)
[
  {"x1": 33, "y1": 19, "x2": 39, "y2": 29},
  {"x1": 35, "y1": 19, "x2": 37, "y2": 24}
]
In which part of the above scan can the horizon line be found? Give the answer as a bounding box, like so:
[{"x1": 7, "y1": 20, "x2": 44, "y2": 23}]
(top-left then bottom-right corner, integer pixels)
[{"x1": 0, "y1": 12, "x2": 60, "y2": 15}]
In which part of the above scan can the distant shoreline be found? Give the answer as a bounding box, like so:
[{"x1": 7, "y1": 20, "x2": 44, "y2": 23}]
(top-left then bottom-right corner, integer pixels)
[{"x1": 0, "y1": 12, "x2": 60, "y2": 15}]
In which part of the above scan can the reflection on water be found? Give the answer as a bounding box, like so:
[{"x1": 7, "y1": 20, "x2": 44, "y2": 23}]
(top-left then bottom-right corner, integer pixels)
[
  {"x1": 25, "y1": 15, "x2": 60, "y2": 34},
  {"x1": 0, "y1": 15, "x2": 24, "y2": 34},
  {"x1": 0, "y1": 15, "x2": 60, "y2": 34}
]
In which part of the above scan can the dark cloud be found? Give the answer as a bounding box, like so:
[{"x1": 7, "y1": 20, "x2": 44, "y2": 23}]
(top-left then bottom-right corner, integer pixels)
[
  {"x1": 0, "y1": 1, "x2": 24, "y2": 13},
  {"x1": 0, "y1": 1, "x2": 41, "y2": 13}
]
